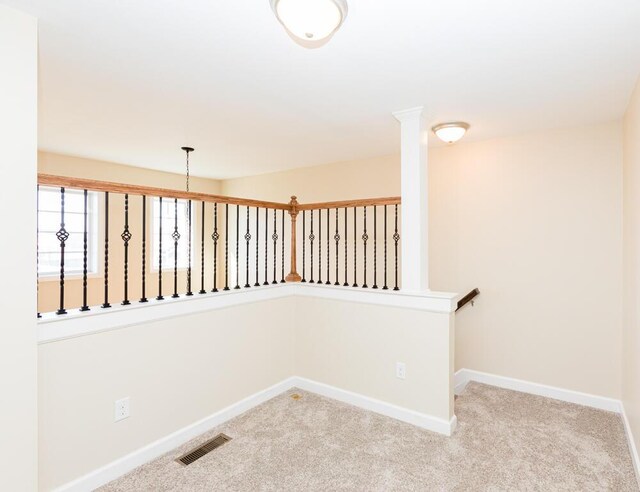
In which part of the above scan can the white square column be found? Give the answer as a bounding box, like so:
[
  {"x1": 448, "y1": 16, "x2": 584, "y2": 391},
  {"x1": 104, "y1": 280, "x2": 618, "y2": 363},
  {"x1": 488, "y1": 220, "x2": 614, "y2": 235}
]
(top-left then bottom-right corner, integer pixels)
[{"x1": 393, "y1": 107, "x2": 429, "y2": 293}]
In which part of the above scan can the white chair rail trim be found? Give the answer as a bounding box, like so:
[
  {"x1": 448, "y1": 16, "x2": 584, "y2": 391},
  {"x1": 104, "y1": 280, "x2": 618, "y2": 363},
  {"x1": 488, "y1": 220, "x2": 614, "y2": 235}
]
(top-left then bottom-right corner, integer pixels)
[{"x1": 38, "y1": 283, "x2": 458, "y2": 343}]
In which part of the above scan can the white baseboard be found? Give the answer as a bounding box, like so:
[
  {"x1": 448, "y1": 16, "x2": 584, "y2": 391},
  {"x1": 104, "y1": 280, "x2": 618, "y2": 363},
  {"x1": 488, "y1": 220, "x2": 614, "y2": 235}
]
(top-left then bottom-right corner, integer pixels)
[
  {"x1": 54, "y1": 376, "x2": 452, "y2": 491},
  {"x1": 454, "y1": 368, "x2": 621, "y2": 412},
  {"x1": 53, "y1": 377, "x2": 297, "y2": 492},
  {"x1": 292, "y1": 377, "x2": 456, "y2": 436},
  {"x1": 455, "y1": 368, "x2": 640, "y2": 486},
  {"x1": 621, "y1": 402, "x2": 640, "y2": 486}
]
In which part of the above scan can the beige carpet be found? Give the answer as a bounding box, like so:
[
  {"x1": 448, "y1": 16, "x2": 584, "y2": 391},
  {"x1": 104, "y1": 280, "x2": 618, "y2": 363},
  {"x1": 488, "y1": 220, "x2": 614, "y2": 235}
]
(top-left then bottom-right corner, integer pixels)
[{"x1": 100, "y1": 382, "x2": 639, "y2": 491}]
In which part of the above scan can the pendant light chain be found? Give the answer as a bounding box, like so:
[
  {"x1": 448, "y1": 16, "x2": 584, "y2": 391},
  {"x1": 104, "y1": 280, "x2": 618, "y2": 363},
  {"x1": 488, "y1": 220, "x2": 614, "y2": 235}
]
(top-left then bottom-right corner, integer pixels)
[{"x1": 181, "y1": 146, "x2": 195, "y2": 192}]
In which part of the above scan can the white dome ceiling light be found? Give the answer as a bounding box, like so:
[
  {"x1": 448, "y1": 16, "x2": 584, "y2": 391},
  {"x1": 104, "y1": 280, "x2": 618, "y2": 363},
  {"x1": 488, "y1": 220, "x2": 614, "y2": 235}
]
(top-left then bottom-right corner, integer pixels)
[
  {"x1": 270, "y1": 0, "x2": 348, "y2": 49},
  {"x1": 432, "y1": 122, "x2": 470, "y2": 144}
]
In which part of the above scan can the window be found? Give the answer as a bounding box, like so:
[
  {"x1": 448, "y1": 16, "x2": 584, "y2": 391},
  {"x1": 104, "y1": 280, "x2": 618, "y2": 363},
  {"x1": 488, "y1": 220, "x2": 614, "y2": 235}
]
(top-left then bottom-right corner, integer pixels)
[
  {"x1": 152, "y1": 198, "x2": 194, "y2": 270},
  {"x1": 38, "y1": 187, "x2": 98, "y2": 277}
]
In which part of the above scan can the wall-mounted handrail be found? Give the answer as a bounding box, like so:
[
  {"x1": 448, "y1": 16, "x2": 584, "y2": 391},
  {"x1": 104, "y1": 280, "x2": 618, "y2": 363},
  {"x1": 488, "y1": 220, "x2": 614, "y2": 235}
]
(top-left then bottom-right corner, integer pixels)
[{"x1": 456, "y1": 288, "x2": 480, "y2": 312}]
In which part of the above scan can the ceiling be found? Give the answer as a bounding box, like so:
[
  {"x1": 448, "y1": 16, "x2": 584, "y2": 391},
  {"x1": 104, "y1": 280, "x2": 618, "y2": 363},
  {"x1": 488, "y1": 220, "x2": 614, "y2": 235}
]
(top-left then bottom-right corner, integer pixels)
[{"x1": 5, "y1": 0, "x2": 640, "y2": 179}]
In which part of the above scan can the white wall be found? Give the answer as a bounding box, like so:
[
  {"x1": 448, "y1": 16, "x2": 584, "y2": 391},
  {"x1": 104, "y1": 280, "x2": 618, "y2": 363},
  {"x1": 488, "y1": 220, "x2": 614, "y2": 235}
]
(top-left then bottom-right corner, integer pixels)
[
  {"x1": 224, "y1": 121, "x2": 624, "y2": 399},
  {"x1": 0, "y1": 5, "x2": 38, "y2": 491},
  {"x1": 38, "y1": 292, "x2": 453, "y2": 490},
  {"x1": 623, "y1": 76, "x2": 640, "y2": 460}
]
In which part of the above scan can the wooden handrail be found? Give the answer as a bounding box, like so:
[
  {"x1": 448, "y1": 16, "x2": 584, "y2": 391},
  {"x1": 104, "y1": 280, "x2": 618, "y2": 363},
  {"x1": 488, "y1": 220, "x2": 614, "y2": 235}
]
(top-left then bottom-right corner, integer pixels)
[
  {"x1": 456, "y1": 288, "x2": 480, "y2": 312},
  {"x1": 38, "y1": 174, "x2": 291, "y2": 210},
  {"x1": 298, "y1": 196, "x2": 401, "y2": 210}
]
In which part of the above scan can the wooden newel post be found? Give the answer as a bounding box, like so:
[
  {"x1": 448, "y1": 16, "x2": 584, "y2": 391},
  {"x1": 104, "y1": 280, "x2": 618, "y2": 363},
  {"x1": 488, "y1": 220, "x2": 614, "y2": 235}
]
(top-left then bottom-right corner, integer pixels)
[{"x1": 285, "y1": 196, "x2": 302, "y2": 282}]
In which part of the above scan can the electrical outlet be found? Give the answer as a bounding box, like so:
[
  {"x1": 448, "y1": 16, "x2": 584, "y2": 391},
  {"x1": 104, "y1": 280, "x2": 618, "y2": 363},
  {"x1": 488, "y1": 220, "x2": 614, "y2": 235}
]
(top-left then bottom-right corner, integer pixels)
[
  {"x1": 114, "y1": 397, "x2": 130, "y2": 422},
  {"x1": 396, "y1": 362, "x2": 406, "y2": 380}
]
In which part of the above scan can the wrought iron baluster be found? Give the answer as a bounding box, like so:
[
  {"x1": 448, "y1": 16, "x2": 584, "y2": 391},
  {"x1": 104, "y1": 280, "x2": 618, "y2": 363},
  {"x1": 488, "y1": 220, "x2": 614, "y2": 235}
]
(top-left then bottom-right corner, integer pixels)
[
  {"x1": 80, "y1": 189, "x2": 90, "y2": 311},
  {"x1": 254, "y1": 207, "x2": 260, "y2": 287},
  {"x1": 244, "y1": 206, "x2": 251, "y2": 288},
  {"x1": 263, "y1": 208, "x2": 269, "y2": 286},
  {"x1": 281, "y1": 209, "x2": 285, "y2": 283},
  {"x1": 334, "y1": 208, "x2": 340, "y2": 285},
  {"x1": 140, "y1": 195, "x2": 148, "y2": 302},
  {"x1": 186, "y1": 200, "x2": 193, "y2": 296},
  {"x1": 373, "y1": 206, "x2": 378, "y2": 289},
  {"x1": 309, "y1": 210, "x2": 315, "y2": 283},
  {"x1": 343, "y1": 207, "x2": 348, "y2": 286},
  {"x1": 199, "y1": 201, "x2": 206, "y2": 294},
  {"x1": 56, "y1": 187, "x2": 68, "y2": 315},
  {"x1": 383, "y1": 204, "x2": 388, "y2": 290},
  {"x1": 362, "y1": 206, "x2": 368, "y2": 288},
  {"x1": 325, "y1": 208, "x2": 330, "y2": 285},
  {"x1": 172, "y1": 198, "x2": 180, "y2": 298},
  {"x1": 224, "y1": 204, "x2": 229, "y2": 291},
  {"x1": 394, "y1": 204, "x2": 400, "y2": 291},
  {"x1": 212, "y1": 203, "x2": 219, "y2": 292},
  {"x1": 272, "y1": 209, "x2": 278, "y2": 284},
  {"x1": 318, "y1": 208, "x2": 322, "y2": 284},
  {"x1": 121, "y1": 193, "x2": 132, "y2": 305},
  {"x1": 301, "y1": 210, "x2": 306, "y2": 282},
  {"x1": 102, "y1": 192, "x2": 111, "y2": 308},
  {"x1": 157, "y1": 196, "x2": 164, "y2": 300},
  {"x1": 235, "y1": 204, "x2": 240, "y2": 289},
  {"x1": 352, "y1": 207, "x2": 358, "y2": 287}
]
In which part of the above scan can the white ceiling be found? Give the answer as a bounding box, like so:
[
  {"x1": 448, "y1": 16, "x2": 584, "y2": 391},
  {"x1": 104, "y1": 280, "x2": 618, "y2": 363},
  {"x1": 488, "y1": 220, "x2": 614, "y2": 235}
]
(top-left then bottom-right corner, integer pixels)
[{"x1": 5, "y1": 0, "x2": 640, "y2": 179}]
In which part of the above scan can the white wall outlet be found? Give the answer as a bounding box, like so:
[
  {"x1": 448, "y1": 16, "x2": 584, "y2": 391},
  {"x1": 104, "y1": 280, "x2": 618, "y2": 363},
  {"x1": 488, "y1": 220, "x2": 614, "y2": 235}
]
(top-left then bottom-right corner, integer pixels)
[
  {"x1": 114, "y1": 397, "x2": 130, "y2": 422},
  {"x1": 396, "y1": 362, "x2": 406, "y2": 380}
]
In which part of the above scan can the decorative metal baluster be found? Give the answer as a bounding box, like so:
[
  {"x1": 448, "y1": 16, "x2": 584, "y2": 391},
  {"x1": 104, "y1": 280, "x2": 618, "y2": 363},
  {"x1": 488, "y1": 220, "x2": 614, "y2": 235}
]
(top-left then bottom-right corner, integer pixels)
[
  {"x1": 300, "y1": 210, "x2": 306, "y2": 282},
  {"x1": 212, "y1": 203, "x2": 219, "y2": 292},
  {"x1": 373, "y1": 206, "x2": 378, "y2": 289},
  {"x1": 224, "y1": 204, "x2": 230, "y2": 291},
  {"x1": 121, "y1": 194, "x2": 132, "y2": 305},
  {"x1": 56, "y1": 187, "x2": 69, "y2": 315},
  {"x1": 102, "y1": 192, "x2": 111, "y2": 308},
  {"x1": 186, "y1": 200, "x2": 193, "y2": 296},
  {"x1": 309, "y1": 210, "x2": 315, "y2": 283},
  {"x1": 172, "y1": 198, "x2": 180, "y2": 298},
  {"x1": 325, "y1": 208, "x2": 330, "y2": 284},
  {"x1": 80, "y1": 189, "x2": 90, "y2": 311},
  {"x1": 235, "y1": 204, "x2": 240, "y2": 289},
  {"x1": 334, "y1": 208, "x2": 340, "y2": 285},
  {"x1": 199, "y1": 201, "x2": 206, "y2": 294},
  {"x1": 362, "y1": 206, "x2": 368, "y2": 288},
  {"x1": 263, "y1": 208, "x2": 269, "y2": 286},
  {"x1": 343, "y1": 207, "x2": 348, "y2": 287},
  {"x1": 281, "y1": 210, "x2": 285, "y2": 283},
  {"x1": 244, "y1": 206, "x2": 251, "y2": 288},
  {"x1": 318, "y1": 208, "x2": 322, "y2": 284},
  {"x1": 272, "y1": 209, "x2": 278, "y2": 284},
  {"x1": 140, "y1": 195, "x2": 148, "y2": 302},
  {"x1": 394, "y1": 204, "x2": 400, "y2": 291},
  {"x1": 157, "y1": 196, "x2": 164, "y2": 300},
  {"x1": 383, "y1": 205, "x2": 388, "y2": 290},
  {"x1": 254, "y1": 207, "x2": 260, "y2": 287},
  {"x1": 352, "y1": 207, "x2": 358, "y2": 287}
]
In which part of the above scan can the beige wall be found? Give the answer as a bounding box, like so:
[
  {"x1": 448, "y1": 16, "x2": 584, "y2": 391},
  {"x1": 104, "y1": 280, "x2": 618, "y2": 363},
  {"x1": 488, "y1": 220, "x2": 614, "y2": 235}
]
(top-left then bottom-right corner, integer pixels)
[
  {"x1": 225, "y1": 121, "x2": 624, "y2": 399},
  {"x1": 623, "y1": 77, "x2": 640, "y2": 457},
  {"x1": 295, "y1": 297, "x2": 453, "y2": 421},
  {"x1": 0, "y1": 6, "x2": 39, "y2": 491},
  {"x1": 39, "y1": 296, "x2": 453, "y2": 490},
  {"x1": 38, "y1": 152, "x2": 223, "y2": 313}
]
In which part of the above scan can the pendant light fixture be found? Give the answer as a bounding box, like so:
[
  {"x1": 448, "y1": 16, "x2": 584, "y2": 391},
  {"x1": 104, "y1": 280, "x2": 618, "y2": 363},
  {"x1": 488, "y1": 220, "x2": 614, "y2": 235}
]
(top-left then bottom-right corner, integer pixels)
[
  {"x1": 270, "y1": 0, "x2": 348, "y2": 49},
  {"x1": 432, "y1": 122, "x2": 470, "y2": 144},
  {"x1": 181, "y1": 146, "x2": 194, "y2": 192}
]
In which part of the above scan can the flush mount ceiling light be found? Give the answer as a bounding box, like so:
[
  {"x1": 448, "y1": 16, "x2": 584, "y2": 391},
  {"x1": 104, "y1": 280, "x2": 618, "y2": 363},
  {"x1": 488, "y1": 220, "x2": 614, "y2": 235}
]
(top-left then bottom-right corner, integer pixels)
[
  {"x1": 432, "y1": 122, "x2": 470, "y2": 144},
  {"x1": 270, "y1": 0, "x2": 348, "y2": 49}
]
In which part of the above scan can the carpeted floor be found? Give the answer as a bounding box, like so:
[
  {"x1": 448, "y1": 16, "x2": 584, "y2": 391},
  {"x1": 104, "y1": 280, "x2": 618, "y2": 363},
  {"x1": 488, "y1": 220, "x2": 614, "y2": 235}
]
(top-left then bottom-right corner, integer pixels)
[{"x1": 100, "y1": 382, "x2": 639, "y2": 491}]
